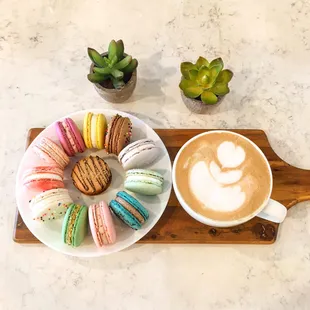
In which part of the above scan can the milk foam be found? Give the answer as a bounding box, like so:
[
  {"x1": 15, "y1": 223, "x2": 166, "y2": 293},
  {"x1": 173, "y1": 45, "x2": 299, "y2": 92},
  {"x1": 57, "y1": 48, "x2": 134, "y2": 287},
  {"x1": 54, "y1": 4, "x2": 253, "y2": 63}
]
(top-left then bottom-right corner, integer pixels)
[
  {"x1": 217, "y1": 141, "x2": 245, "y2": 168},
  {"x1": 210, "y1": 161, "x2": 242, "y2": 184},
  {"x1": 189, "y1": 141, "x2": 246, "y2": 212},
  {"x1": 190, "y1": 161, "x2": 245, "y2": 212}
]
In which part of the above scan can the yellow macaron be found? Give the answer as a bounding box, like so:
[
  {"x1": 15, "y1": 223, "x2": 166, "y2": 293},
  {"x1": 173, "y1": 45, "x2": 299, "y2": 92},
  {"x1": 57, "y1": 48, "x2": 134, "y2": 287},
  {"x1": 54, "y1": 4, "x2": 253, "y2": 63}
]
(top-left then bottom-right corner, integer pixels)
[
  {"x1": 83, "y1": 112, "x2": 93, "y2": 149},
  {"x1": 83, "y1": 112, "x2": 107, "y2": 149},
  {"x1": 96, "y1": 113, "x2": 107, "y2": 149}
]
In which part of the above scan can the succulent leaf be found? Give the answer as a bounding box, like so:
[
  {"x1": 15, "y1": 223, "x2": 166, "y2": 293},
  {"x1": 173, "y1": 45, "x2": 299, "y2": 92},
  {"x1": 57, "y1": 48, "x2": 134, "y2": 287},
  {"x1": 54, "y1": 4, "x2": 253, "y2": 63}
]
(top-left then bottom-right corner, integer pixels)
[
  {"x1": 217, "y1": 69, "x2": 233, "y2": 83},
  {"x1": 209, "y1": 58, "x2": 224, "y2": 71},
  {"x1": 112, "y1": 77, "x2": 125, "y2": 89},
  {"x1": 179, "y1": 79, "x2": 197, "y2": 91},
  {"x1": 180, "y1": 78, "x2": 204, "y2": 98},
  {"x1": 114, "y1": 55, "x2": 132, "y2": 70},
  {"x1": 116, "y1": 40, "x2": 124, "y2": 60},
  {"x1": 87, "y1": 73, "x2": 109, "y2": 83},
  {"x1": 210, "y1": 83, "x2": 230, "y2": 95},
  {"x1": 110, "y1": 55, "x2": 118, "y2": 67},
  {"x1": 209, "y1": 65, "x2": 222, "y2": 84},
  {"x1": 197, "y1": 67, "x2": 211, "y2": 86},
  {"x1": 183, "y1": 87, "x2": 204, "y2": 98},
  {"x1": 108, "y1": 40, "x2": 117, "y2": 60},
  {"x1": 122, "y1": 58, "x2": 138, "y2": 74},
  {"x1": 103, "y1": 57, "x2": 110, "y2": 67},
  {"x1": 93, "y1": 67, "x2": 111, "y2": 75},
  {"x1": 181, "y1": 62, "x2": 197, "y2": 79},
  {"x1": 195, "y1": 56, "x2": 209, "y2": 70},
  {"x1": 110, "y1": 69, "x2": 124, "y2": 80},
  {"x1": 87, "y1": 48, "x2": 107, "y2": 68},
  {"x1": 189, "y1": 70, "x2": 198, "y2": 80},
  {"x1": 201, "y1": 91, "x2": 218, "y2": 104}
]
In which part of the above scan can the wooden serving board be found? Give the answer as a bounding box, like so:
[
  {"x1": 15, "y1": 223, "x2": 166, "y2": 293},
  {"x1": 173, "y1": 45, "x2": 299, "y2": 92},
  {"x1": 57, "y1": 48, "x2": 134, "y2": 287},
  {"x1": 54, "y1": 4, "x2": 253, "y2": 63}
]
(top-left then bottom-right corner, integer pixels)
[{"x1": 14, "y1": 128, "x2": 310, "y2": 245}]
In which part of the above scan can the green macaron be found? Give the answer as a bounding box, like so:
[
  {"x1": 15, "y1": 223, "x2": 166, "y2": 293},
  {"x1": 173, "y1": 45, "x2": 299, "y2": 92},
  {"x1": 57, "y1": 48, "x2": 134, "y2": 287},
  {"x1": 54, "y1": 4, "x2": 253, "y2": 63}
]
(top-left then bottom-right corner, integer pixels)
[
  {"x1": 124, "y1": 169, "x2": 164, "y2": 196},
  {"x1": 62, "y1": 203, "x2": 88, "y2": 247}
]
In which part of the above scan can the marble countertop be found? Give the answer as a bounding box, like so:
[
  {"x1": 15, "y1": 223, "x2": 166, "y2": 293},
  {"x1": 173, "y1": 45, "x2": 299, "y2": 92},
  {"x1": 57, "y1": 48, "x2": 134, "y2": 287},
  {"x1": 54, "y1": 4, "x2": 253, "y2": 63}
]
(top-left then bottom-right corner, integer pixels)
[{"x1": 1, "y1": 0, "x2": 310, "y2": 309}]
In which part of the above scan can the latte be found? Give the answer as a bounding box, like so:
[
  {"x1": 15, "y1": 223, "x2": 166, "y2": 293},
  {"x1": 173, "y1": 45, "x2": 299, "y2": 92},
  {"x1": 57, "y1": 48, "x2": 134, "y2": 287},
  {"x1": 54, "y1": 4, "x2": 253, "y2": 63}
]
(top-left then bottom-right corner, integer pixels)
[{"x1": 174, "y1": 131, "x2": 271, "y2": 221}]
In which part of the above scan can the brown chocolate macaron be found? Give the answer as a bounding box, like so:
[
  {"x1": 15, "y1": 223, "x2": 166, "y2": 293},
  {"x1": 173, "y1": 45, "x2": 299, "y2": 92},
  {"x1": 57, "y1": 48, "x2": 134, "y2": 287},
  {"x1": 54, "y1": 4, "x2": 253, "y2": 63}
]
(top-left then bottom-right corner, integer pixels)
[
  {"x1": 105, "y1": 114, "x2": 132, "y2": 155},
  {"x1": 71, "y1": 156, "x2": 112, "y2": 195}
]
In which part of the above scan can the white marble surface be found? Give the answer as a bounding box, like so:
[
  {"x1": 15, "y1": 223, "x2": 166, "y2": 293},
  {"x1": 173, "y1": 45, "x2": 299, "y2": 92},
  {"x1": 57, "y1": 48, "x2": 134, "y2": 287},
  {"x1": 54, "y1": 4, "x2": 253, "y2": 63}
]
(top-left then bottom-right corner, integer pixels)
[{"x1": 1, "y1": 0, "x2": 310, "y2": 309}]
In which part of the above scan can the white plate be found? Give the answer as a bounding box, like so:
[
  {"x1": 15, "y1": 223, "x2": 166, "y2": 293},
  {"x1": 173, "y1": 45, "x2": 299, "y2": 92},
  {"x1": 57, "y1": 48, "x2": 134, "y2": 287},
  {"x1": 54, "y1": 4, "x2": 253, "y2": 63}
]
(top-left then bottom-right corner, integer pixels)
[{"x1": 16, "y1": 109, "x2": 172, "y2": 257}]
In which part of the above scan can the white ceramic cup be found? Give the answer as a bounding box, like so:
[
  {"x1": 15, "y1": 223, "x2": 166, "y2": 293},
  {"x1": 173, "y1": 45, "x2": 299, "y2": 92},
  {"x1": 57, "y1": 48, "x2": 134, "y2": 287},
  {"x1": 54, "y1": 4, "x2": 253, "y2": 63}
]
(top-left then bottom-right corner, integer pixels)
[{"x1": 172, "y1": 130, "x2": 287, "y2": 228}]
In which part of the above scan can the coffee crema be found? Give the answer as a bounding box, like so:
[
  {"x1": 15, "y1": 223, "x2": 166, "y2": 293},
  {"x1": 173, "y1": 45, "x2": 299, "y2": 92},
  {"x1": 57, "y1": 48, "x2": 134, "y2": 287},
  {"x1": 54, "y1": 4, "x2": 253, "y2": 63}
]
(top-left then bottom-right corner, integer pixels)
[{"x1": 175, "y1": 132, "x2": 271, "y2": 221}]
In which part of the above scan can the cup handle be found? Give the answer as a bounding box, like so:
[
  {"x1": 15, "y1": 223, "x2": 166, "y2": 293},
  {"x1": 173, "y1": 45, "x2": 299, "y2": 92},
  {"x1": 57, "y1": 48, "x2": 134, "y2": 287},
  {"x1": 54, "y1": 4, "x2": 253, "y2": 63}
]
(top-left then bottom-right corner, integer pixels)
[{"x1": 256, "y1": 199, "x2": 287, "y2": 223}]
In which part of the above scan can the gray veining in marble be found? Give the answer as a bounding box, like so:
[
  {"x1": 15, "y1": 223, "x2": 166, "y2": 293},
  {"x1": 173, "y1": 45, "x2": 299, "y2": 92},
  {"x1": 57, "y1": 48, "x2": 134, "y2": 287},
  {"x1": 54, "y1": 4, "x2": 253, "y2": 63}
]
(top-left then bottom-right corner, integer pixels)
[{"x1": 1, "y1": 0, "x2": 310, "y2": 309}]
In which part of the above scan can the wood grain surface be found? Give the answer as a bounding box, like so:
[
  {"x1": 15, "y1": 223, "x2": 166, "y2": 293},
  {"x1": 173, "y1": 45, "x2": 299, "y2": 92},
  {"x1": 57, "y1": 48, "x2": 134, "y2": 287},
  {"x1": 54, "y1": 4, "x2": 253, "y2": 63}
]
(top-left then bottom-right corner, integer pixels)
[{"x1": 13, "y1": 128, "x2": 310, "y2": 244}]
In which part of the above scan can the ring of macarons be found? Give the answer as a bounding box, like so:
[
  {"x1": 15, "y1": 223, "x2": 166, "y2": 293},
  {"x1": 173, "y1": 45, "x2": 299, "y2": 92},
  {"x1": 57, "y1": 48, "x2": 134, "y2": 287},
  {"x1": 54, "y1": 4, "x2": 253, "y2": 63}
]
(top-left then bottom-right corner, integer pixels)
[{"x1": 24, "y1": 112, "x2": 164, "y2": 248}]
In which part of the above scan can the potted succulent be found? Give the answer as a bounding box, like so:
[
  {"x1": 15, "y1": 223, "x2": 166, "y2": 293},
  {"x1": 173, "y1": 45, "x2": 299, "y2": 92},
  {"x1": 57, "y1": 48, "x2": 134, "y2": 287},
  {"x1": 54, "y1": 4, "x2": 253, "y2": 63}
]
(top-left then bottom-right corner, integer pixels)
[
  {"x1": 179, "y1": 57, "x2": 233, "y2": 113},
  {"x1": 87, "y1": 40, "x2": 138, "y2": 103}
]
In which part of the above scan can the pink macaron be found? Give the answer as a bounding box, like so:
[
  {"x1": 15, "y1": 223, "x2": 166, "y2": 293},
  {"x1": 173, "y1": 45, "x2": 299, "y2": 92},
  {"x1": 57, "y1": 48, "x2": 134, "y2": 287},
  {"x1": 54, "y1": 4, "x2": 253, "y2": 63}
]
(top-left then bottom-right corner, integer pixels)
[
  {"x1": 89, "y1": 201, "x2": 116, "y2": 247},
  {"x1": 23, "y1": 166, "x2": 65, "y2": 191},
  {"x1": 33, "y1": 137, "x2": 70, "y2": 169},
  {"x1": 55, "y1": 118, "x2": 85, "y2": 156}
]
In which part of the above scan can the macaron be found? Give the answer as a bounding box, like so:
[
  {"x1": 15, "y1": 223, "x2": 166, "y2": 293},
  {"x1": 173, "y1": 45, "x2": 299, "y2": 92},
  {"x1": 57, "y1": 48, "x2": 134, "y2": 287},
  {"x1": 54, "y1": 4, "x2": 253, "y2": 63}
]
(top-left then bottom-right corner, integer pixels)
[
  {"x1": 23, "y1": 166, "x2": 64, "y2": 191},
  {"x1": 71, "y1": 156, "x2": 112, "y2": 195},
  {"x1": 124, "y1": 169, "x2": 164, "y2": 196},
  {"x1": 89, "y1": 201, "x2": 116, "y2": 247},
  {"x1": 104, "y1": 114, "x2": 132, "y2": 155},
  {"x1": 83, "y1": 112, "x2": 107, "y2": 149},
  {"x1": 33, "y1": 137, "x2": 70, "y2": 169},
  {"x1": 62, "y1": 203, "x2": 88, "y2": 247},
  {"x1": 109, "y1": 191, "x2": 149, "y2": 230},
  {"x1": 118, "y1": 139, "x2": 160, "y2": 170},
  {"x1": 55, "y1": 118, "x2": 85, "y2": 156},
  {"x1": 29, "y1": 188, "x2": 73, "y2": 221}
]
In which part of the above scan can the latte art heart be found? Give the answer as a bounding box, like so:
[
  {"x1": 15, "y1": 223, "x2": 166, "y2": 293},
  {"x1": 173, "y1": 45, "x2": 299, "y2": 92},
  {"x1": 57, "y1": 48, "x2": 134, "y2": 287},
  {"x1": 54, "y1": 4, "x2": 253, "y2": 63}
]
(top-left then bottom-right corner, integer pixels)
[
  {"x1": 190, "y1": 161, "x2": 246, "y2": 212},
  {"x1": 190, "y1": 141, "x2": 246, "y2": 212},
  {"x1": 217, "y1": 141, "x2": 245, "y2": 168},
  {"x1": 209, "y1": 161, "x2": 242, "y2": 185}
]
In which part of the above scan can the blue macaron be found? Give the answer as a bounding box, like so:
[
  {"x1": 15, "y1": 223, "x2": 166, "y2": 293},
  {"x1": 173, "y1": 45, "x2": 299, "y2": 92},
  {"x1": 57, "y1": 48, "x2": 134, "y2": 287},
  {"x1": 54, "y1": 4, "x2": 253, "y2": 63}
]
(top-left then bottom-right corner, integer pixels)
[{"x1": 109, "y1": 191, "x2": 149, "y2": 230}]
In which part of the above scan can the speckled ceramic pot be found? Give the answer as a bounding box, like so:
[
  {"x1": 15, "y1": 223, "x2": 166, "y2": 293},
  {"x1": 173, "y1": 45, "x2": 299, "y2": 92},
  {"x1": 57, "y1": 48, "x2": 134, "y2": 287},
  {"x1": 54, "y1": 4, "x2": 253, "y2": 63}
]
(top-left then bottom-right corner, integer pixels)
[
  {"x1": 89, "y1": 53, "x2": 137, "y2": 103},
  {"x1": 180, "y1": 90, "x2": 223, "y2": 114}
]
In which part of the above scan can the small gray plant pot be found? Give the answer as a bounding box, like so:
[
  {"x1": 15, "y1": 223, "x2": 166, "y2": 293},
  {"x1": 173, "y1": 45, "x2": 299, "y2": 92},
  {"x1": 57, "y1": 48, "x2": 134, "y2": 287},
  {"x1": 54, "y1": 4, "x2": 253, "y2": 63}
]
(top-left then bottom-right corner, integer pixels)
[
  {"x1": 180, "y1": 90, "x2": 223, "y2": 114},
  {"x1": 89, "y1": 52, "x2": 137, "y2": 103}
]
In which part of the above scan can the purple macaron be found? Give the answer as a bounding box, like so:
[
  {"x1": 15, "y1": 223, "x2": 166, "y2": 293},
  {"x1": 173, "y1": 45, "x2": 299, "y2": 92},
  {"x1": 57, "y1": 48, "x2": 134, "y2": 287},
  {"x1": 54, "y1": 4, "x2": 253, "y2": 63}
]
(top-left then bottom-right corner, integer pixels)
[
  {"x1": 118, "y1": 139, "x2": 160, "y2": 170},
  {"x1": 55, "y1": 118, "x2": 85, "y2": 156}
]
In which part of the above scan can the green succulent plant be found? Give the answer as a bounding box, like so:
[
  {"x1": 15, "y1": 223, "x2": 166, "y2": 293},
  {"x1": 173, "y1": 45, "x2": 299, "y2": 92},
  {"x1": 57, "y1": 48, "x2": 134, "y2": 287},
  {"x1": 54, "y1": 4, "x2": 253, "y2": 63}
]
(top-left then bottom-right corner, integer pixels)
[
  {"x1": 87, "y1": 40, "x2": 138, "y2": 89},
  {"x1": 179, "y1": 57, "x2": 233, "y2": 104}
]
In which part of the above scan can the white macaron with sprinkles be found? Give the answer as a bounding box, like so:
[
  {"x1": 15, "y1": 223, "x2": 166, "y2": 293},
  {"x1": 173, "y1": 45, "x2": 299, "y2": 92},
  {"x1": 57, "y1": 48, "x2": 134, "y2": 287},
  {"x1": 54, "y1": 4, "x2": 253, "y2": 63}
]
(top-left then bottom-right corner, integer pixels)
[{"x1": 29, "y1": 188, "x2": 73, "y2": 221}]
